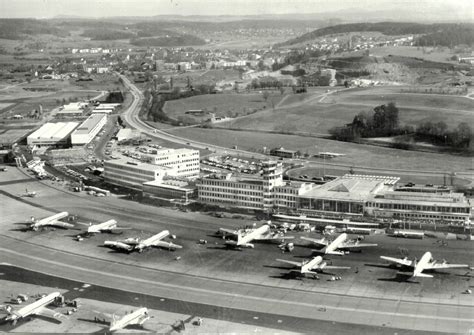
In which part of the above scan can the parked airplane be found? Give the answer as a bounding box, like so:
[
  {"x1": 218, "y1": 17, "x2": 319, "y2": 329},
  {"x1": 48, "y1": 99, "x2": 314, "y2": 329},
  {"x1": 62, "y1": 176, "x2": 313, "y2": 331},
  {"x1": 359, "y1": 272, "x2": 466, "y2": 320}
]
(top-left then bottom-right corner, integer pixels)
[
  {"x1": 301, "y1": 233, "x2": 377, "y2": 255},
  {"x1": 21, "y1": 188, "x2": 38, "y2": 198},
  {"x1": 28, "y1": 212, "x2": 73, "y2": 231},
  {"x1": 2, "y1": 292, "x2": 64, "y2": 325},
  {"x1": 84, "y1": 219, "x2": 130, "y2": 234},
  {"x1": 104, "y1": 230, "x2": 182, "y2": 252},
  {"x1": 380, "y1": 251, "x2": 469, "y2": 278},
  {"x1": 220, "y1": 224, "x2": 294, "y2": 248},
  {"x1": 276, "y1": 256, "x2": 350, "y2": 276},
  {"x1": 95, "y1": 307, "x2": 150, "y2": 332}
]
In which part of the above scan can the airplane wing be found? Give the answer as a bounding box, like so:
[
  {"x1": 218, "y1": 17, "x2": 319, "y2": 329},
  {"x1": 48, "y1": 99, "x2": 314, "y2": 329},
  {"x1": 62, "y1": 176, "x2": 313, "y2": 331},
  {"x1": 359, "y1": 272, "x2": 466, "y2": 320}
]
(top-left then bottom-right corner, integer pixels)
[
  {"x1": 424, "y1": 262, "x2": 469, "y2": 270},
  {"x1": 380, "y1": 256, "x2": 413, "y2": 267},
  {"x1": 300, "y1": 236, "x2": 328, "y2": 247},
  {"x1": 339, "y1": 242, "x2": 378, "y2": 249},
  {"x1": 152, "y1": 241, "x2": 183, "y2": 249},
  {"x1": 35, "y1": 307, "x2": 66, "y2": 321},
  {"x1": 49, "y1": 221, "x2": 74, "y2": 229},
  {"x1": 219, "y1": 228, "x2": 238, "y2": 236},
  {"x1": 322, "y1": 265, "x2": 351, "y2": 270},
  {"x1": 255, "y1": 235, "x2": 294, "y2": 241},
  {"x1": 276, "y1": 259, "x2": 302, "y2": 267}
]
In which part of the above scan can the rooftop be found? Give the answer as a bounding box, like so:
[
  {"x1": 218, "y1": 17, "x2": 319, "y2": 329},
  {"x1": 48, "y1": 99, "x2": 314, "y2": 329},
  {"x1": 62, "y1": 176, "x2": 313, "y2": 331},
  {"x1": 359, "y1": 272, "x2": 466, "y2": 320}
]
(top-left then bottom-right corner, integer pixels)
[
  {"x1": 28, "y1": 122, "x2": 79, "y2": 140},
  {"x1": 300, "y1": 175, "x2": 390, "y2": 201},
  {"x1": 105, "y1": 157, "x2": 167, "y2": 172},
  {"x1": 73, "y1": 114, "x2": 106, "y2": 135}
]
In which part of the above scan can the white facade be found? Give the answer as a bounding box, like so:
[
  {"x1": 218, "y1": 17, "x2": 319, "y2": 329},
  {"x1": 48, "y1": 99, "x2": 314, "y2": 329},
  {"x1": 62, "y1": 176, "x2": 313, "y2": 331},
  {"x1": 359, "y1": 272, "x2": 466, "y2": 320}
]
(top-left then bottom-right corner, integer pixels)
[
  {"x1": 116, "y1": 128, "x2": 134, "y2": 142},
  {"x1": 71, "y1": 114, "x2": 107, "y2": 146},
  {"x1": 27, "y1": 122, "x2": 79, "y2": 147},
  {"x1": 140, "y1": 148, "x2": 200, "y2": 179},
  {"x1": 198, "y1": 161, "x2": 314, "y2": 210},
  {"x1": 104, "y1": 158, "x2": 176, "y2": 190}
]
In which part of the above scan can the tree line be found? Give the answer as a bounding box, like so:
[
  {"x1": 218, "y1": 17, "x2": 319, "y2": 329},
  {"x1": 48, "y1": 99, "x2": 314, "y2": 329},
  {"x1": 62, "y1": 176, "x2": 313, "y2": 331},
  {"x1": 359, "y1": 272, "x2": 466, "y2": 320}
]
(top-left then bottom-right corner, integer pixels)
[{"x1": 329, "y1": 103, "x2": 472, "y2": 151}]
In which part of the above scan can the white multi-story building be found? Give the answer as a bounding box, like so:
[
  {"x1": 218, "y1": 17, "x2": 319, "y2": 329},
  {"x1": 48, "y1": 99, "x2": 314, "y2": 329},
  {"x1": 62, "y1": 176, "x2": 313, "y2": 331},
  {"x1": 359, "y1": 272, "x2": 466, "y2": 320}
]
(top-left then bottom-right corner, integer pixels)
[
  {"x1": 104, "y1": 158, "x2": 176, "y2": 190},
  {"x1": 197, "y1": 161, "x2": 314, "y2": 211},
  {"x1": 27, "y1": 122, "x2": 79, "y2": 147},
  {"x1": 70, "y1": 114, "x2": 107, "y2": 146},
  {"x1": 139, "y1": 148, "x2": 200, "y2": 179}
]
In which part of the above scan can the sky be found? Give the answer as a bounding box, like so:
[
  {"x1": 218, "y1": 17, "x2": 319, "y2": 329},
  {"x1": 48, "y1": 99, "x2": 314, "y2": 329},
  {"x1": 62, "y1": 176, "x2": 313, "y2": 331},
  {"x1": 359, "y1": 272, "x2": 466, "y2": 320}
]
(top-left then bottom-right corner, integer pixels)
[{"x1": 0, "y1": 0, "x2": 471, "y2": 19}]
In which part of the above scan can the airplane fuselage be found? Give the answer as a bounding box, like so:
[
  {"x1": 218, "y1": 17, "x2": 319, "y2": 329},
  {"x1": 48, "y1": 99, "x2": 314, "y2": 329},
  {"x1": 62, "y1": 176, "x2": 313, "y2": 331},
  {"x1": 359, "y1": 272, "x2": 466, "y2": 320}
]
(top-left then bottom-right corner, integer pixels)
[
  {"x1": 413, "y1": 251, "x2": 432, "y2": 277},
  {"x1": 325, "y1": 233, "x2": 348, "y2": 254},
  {"x1": 88, "y1": 219, "x2": 118, "y2": 233},
  {"x1": 31, "y1": 212, "x2": 69, "y2": 230},
  {"x1": 136, "y1": 230, "x2": 170, "y2": 250},
  {"x1": 109, "y1": 307, "x2": 149, "y2": 332},
  {"x1": 301, "y1": 256, "x2": 324, "y2": 273},
  {"x1": 7, "y1": 292, "x2": 61, "y2": 321}
]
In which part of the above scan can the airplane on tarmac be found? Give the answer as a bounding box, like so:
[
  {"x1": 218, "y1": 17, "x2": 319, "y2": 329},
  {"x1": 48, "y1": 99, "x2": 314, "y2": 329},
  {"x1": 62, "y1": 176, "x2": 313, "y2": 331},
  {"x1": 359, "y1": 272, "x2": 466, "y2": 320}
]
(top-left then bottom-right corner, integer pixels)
[
  {"x1": 276, "y1": 256, "x2": 350, "y2": 276},
  {"x1": 104, "y1": 230, "x2": 182, "y2": 252},
  {"x1": 301, "y1": 233, "x2": 377, "y2": 255},
  {"x1": 220, "y1": 224, "x2": 294, "y2": 248},
  {"x1": 28, "y1": 212, "x2": 73, "y2": 231},
  {"x1": 21, "y1": 188, "x2": 38, "y2": 198},
  {"x1": 95, "y1": 307, "x2": 150, "y2": 332},
  {"x1": 1, "y1": 292, "x2": 64, "y2": 325},
  {"x1": 380, "y1": 251, "x2": 470, "y2": 278},
  {"x1": 81, "y1": 219, "x2": 130, "y2": 235}
]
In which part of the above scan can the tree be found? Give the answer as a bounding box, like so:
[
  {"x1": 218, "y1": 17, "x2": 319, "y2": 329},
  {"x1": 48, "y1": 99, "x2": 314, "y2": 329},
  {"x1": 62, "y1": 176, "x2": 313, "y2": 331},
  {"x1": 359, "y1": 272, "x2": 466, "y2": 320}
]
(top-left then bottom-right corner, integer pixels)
[
  {"x1": 279, "y1": 86, "x2": 285, "y2": 95},
  {"x1": 262, "y1": 91, "x2": 270, "y2": 102}
]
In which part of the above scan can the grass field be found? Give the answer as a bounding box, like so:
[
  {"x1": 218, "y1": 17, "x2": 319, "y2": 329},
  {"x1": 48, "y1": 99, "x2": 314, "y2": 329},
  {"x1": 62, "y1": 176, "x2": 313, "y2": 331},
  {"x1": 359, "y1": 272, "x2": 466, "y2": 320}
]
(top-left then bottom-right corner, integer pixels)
[
  {"x1": 166, "y1": 127, "x2": 473, "y2": 172},
  {"x1": 213, "y1": 86, "x2": 474, "y2": 135},
  {"x1": 164, "y1": 92, "x2": 284, "y2": 121}
]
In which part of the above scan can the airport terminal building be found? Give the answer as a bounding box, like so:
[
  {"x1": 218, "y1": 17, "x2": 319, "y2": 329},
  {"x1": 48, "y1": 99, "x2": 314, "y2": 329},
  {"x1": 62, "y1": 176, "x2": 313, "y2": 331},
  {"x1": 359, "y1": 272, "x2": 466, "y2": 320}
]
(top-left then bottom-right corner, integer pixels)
[
  {"x1": 104, "y1": 158, "x2": 173, "y2": 190},
  {"x1": 197, "y1": 161, "x2": 315, "y2": 211},
  {"x1": 139, "y1": 148, "x2": 200, "y2": 180},
  {"x1": 198, "y1": 171, "x2": 471, "y2": 225}
]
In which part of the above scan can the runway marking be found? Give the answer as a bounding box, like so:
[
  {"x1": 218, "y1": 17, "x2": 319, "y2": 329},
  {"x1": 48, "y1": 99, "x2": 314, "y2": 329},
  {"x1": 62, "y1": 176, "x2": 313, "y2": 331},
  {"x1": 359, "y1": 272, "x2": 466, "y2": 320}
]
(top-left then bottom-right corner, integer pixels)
[{"x1": 0, "y1": 247, "x2": 472, "y2": 324}]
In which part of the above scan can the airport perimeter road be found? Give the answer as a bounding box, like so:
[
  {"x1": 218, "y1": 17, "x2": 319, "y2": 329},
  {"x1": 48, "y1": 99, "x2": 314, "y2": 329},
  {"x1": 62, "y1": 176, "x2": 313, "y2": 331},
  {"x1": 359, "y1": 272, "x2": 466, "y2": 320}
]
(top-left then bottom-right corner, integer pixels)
[
  {"x1": 0, "y1": 235, "x2": 472, "y2": 334},
  {"x1": 119, "y1": 73, "x2": 267, "y2": 158},
  {"x1": 119, "y1": 73, "x2": 473, "y2": 183}
]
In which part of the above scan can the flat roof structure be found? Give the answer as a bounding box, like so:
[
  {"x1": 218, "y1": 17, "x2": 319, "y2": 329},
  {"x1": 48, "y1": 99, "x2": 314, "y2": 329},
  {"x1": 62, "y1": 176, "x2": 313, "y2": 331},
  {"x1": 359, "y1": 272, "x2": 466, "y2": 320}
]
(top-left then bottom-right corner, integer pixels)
[
  {"x1": 27, "y1": 122, "x2": 79, "y2": 146},
  {"x1": 300, "y1": 175, "x2": 392, "y2": 202},
  {"x1": 73, "y1": 114, "x2": 106, "y2": 135},
  {"x1": 71, "y1": 114, "x2": 107, "y2": 145}
]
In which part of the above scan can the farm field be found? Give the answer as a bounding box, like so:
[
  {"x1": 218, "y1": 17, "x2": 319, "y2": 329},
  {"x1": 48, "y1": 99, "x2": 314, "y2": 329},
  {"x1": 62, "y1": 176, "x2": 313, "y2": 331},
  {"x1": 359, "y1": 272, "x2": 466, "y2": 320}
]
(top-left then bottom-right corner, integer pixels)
[
  {"x1": 164, "y1": 92, "x2": 284, "y2": 121},
  {"x1": 166, "y1": 127, "x2": 473, "y2": 172},
  {"x1": 340, "y1": 46, "x2": 458, "y2": 64},
  {"x1": 214, "y1": 86, "x2": 474, "y2": 134},
  {"x1": 0, "y1": 90, "x2": 98, "y2": 119}
]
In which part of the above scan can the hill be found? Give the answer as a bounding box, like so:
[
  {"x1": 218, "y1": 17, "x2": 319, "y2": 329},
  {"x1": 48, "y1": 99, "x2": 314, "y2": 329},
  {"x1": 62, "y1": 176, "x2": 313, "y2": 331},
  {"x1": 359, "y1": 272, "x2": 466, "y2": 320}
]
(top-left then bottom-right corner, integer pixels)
[
  {"x1": 0, "y1": 19, "x2": 67, "y2": 39},
  {"x1": 275, "y1": 22, "x2": 474, "y2": 48}
]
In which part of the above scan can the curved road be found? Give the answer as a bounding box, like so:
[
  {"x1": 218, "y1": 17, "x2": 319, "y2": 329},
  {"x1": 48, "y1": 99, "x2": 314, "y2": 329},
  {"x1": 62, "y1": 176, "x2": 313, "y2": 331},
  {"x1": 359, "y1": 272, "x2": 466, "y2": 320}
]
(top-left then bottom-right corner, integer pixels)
[{"x1": 118, "y1": 73, "x2": 473, "y2": 184}]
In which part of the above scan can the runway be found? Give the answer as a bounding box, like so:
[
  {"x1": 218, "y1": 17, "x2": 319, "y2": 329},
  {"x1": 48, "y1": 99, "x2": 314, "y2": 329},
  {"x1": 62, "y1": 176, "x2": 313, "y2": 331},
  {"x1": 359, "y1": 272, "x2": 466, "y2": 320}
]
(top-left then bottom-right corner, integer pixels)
[
  {"x1": 0, "y1": 236, "x2": 471, "y2": 334},
  {"x1": 0, "y1": 168, "x2": 473, "y2": 334}
]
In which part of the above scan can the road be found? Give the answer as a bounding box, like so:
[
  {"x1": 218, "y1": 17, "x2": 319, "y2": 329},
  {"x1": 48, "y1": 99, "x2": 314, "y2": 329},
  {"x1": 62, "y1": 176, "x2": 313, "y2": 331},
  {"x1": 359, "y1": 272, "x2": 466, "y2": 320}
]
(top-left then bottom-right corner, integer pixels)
[{"x1": 118, "y1": 73, "x2": 474, "y2": 186}]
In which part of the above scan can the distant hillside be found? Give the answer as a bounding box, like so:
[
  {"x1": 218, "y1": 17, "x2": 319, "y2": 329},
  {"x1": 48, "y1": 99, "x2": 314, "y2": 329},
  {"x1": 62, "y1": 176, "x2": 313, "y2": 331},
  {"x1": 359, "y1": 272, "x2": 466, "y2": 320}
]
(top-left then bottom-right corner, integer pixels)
[
  {"x1": 276, "y1": 22, "x2": 474, "y2": 47},
  {"x1": 82, "y1": 28, "x2": 137, "y2": 40},
  {"x1": 130, "y1": 34, "x2": 206, "y2": 47},
  {"x1": 0, "y1": 19, "x2": 66, "y2": 39},
  {"x1": 416, "y1": 24, "x2": 474, "y2": 47}
]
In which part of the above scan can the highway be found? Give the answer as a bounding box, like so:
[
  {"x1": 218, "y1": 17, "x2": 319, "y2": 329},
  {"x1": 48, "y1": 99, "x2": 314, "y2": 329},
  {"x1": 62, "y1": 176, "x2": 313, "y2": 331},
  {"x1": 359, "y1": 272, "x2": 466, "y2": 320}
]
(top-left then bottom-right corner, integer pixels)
[{"x1": 118, "y1": 73, "x2": 474, "y2": 185}]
